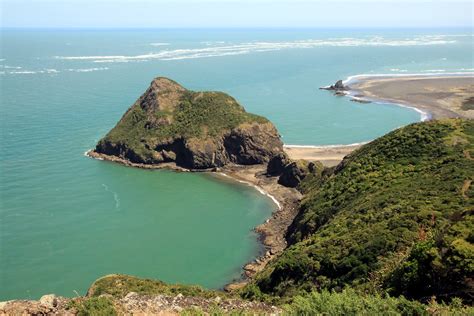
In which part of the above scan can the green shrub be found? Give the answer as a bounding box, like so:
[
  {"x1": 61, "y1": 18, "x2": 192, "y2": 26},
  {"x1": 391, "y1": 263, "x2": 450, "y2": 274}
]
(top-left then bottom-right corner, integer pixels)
[
  {"x1": 88, "y1": 274, "x2": 229, "y2": 299},
  {"x1": 67, "y1": 297, "x2": 116, "y2": 316},
  {"x1": 284, "y1": 289, "x2": 473, "y2": 316}
]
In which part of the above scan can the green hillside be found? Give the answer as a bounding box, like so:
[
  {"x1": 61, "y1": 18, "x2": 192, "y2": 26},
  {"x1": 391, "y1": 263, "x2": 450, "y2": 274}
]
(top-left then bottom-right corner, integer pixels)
[{"x1": 244, "y1": 119, "x2": 474, "y2": 302}]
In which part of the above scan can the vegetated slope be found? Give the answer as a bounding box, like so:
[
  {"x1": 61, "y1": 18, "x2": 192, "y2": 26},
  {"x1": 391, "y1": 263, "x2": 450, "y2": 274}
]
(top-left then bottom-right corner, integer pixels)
[
  {"x1": 244, "y1": 119, "x2": 474, "y2": 302},
  {"x1": 94, "y1": 77, "x2": 283, "y2": 169}
]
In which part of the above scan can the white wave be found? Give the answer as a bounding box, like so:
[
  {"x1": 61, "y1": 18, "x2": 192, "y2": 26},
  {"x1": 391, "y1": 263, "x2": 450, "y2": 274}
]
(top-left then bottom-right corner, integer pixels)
[
  {"x1": 0, "y1": 59, "x2": 5, "y2": 62},
  {"x1": 5, "y1": 68, "x2": 60, "y2": 75},
  {"x1": 374, "y1": 100, "x2": 431, "y2": 122},
  {"x1": 218, "y1": 172, "x2": 281, "y2": 210},
  {"x1": 67, "y1": 67, "x2": 109, "y2": 72},
  {"x1": 8, "y1": 70, "x2": 38, "y2": 74},
  {"x1": 150, "y1": 42, "x2": 170, "y2": 46},
  {"x1": 3, "y1": 65, "x2": 22, "y2": 69},
  {"x1": 390, "y1": 68, "x2": 408, "y2": 72},
  {"x1": 342, "y1": 72, "x2": 474, "y2": 85},
  {"x1": 339, "y1": 73, "x2": 452, "y2": 121},
  {"x1": 93, "y1": 59, "x2": 132, "y2": 63},
  {"x1": 5, "y1": 67, "x2": 110, "y2": 75},
  {"x1": 201, "y1": 41, "x2": 227, "y2": 46},
  {"x1": 84, "y1": 150, "x2": 104, "y2": 160},
  {"x1": 102, "y1": 183, "x2": 120, "y2": 210},
  {"x1": 55, "y1": 35, "x2": 458, "y2": 63}
]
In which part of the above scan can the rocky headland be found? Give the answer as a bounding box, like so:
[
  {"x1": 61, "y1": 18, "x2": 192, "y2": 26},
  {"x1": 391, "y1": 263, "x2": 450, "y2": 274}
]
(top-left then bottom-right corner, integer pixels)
[{"x1": 89, "y1": 77, "x2": 283, "y2": 170}]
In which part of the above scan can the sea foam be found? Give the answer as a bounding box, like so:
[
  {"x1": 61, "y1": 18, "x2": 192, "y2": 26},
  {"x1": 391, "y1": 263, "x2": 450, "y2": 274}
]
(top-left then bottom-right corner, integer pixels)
[{"x1": 54, "y1": 35, "x2": 459, "y2": 63}]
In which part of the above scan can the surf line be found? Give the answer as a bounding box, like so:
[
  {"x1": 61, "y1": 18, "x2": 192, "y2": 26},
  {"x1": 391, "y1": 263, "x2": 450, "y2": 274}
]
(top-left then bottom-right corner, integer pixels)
[{"x1": 217, "y1": 172, "x2": 282, "y2": 210}]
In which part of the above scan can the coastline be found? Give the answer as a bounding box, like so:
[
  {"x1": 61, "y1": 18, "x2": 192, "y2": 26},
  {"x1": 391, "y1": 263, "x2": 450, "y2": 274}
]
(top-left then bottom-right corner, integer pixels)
[
  {"x1": 341, "y1": 73, "x2": 474, "y2": 120},
  {"x1": 82, "y1": 73, "x2": 474, "y2": 292},
  {"x1": 213, "y1": 165, "x2": 302, "y2": 291},
  {"x1": 86, "y1": 150, "x2": 302, "y2": 291}
]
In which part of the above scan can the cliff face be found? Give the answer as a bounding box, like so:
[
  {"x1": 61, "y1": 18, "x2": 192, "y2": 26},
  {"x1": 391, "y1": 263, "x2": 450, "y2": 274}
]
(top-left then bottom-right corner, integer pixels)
[{"x1": 94, "y1": 77, "x2": 283, "y2": 169}]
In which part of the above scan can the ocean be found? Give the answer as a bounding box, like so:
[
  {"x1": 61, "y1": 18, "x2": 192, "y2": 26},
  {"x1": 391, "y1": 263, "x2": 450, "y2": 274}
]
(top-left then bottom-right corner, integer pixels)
[{"x1": 0, "y1": 28, "x2": 472, "y2": 300}]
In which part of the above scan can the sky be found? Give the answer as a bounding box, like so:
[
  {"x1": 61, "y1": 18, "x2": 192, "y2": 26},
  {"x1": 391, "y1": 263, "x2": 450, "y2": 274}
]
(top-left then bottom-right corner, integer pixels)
[{"x1": 1, "y1": 0, "x2": 473, "y2": 28}]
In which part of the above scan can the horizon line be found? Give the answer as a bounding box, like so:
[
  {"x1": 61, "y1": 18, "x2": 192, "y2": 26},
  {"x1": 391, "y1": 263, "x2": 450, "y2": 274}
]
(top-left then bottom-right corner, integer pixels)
[{"x1": 2, "y1": 26, "x2": 473, "y2": 30}]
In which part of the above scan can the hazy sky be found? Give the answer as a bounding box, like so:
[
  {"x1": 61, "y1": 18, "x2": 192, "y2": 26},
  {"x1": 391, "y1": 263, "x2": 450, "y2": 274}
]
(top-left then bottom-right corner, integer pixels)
[{"x1": 1, "y1": 0, "x2": 473, "y2": 28}]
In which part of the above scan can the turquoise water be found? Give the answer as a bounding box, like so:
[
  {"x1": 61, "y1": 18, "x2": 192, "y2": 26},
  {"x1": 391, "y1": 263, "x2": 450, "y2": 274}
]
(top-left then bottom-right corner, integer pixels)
[{"x1": 1, "y1": 28, "x2": 472, "y2": 300}]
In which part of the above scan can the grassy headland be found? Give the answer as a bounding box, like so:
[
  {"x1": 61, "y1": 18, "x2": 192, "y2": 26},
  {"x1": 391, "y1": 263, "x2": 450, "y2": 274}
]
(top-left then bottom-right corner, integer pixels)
[{"x1": 243, "y1": 119, "x2": 474, "y2": 305}]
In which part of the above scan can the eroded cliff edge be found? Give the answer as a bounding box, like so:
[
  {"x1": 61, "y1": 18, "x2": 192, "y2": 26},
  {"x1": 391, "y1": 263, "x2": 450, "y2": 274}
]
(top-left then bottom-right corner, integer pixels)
[{"x1": 90, "y1": 77, "x2": 284, "y2": 169}]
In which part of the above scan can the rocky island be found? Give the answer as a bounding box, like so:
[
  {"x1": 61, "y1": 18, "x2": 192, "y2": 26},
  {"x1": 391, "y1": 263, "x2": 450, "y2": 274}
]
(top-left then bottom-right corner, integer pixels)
[{"x1": 89, "y1": 77, "x2": 284, "y2": 170}]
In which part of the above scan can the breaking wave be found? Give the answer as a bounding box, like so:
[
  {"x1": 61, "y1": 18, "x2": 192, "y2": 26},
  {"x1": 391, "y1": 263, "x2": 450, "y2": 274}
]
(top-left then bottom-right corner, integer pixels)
[
  {"x1": 2, "y1": 67, "x2": 109, "y2": 75},
  {"x1": 54, "y1": 35, "x2": 459, "y2": 63},
  {"x1": 66, "y1": 67, "x2": 109, "y2": 72}
]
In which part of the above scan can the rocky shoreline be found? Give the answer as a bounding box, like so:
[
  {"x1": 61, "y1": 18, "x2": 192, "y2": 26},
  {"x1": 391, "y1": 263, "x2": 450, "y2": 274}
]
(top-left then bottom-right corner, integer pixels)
[{"x1": 86, "y1": 150, "x2": 302, "y2": 291}]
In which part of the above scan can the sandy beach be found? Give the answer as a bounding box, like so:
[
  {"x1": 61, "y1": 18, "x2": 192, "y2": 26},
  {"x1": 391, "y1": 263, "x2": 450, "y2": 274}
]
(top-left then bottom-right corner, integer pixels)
[
  {"x1": 347, "y1": 75, "x2": 474, "y2": 119},
  {"x1": 284, "y1": 144, "x2": 362, "y2": 166}
]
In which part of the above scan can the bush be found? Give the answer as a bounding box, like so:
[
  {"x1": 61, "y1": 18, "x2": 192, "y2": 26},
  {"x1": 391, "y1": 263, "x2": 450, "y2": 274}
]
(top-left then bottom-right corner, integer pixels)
[
  {"x1": 67, "y1": 297, "x2": 116, "y2": 316},
  {"x1": 284, "y1": 289, "x2": 473, "y2": 316},
  {"x1": 248, "y1": 119, "x2": 474, "y2": 301}
]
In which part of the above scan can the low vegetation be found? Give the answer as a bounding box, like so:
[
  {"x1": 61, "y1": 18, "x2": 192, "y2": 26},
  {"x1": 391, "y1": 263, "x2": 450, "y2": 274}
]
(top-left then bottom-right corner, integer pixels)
[
  {"x1": 244, "y1": 119, "x2": 473, "y2": 305},
  {"x1": 283, "y1": 288, "x2": 472, "y2": 315},
  {"x1": 87, "y1": 274, "x2": 229, "y2": 299},
  {"x1": 66, "y1": 297, "x2": 117, "y2": 316},
  {"x1": 461, "y1": 97, "x2": 474, "y2": 111}
]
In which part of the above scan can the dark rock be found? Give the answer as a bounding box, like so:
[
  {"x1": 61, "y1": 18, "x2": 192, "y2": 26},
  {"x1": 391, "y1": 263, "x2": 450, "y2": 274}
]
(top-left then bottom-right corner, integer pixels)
[
  {"x1": 320, "y1": 79, "x2": 349, "y2": 91},
  {"x1": 266, "y1": 153, "x2": 291, "y2": 176},
  {"x1": 278, "y1": 160, "x2": 324, "y2": 188},
  {"x1": 224, "y1": 122, "x2": 283, "y2": 165}
]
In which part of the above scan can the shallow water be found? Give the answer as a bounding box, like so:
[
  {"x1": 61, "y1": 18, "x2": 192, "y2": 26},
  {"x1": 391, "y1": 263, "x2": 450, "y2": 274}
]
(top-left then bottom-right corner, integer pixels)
[{"x1": 0, "y1": 28, "x2": 472, "y2": 300}]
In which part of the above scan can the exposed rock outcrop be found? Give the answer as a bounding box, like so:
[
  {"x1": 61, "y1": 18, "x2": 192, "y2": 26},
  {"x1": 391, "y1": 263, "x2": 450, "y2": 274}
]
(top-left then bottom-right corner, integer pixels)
[
  {"x1": 278, "y1": 160, "x2": 323, "y2": 188},
  {"x1": 267, "y1": 153, "x2": 324, "y2": 188},
  {"x1": 92, "y1": 77, "x2": 284, "y2": 169},
  {"x1": 320, "y1": 79, "x2": 350, "y2": 95},
  {"x1": 320, "y1": 79, "x2": 348, "y2": 91},
  {"x1": 266, "y1": 152, "x2": 291, "y2": 176}
]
